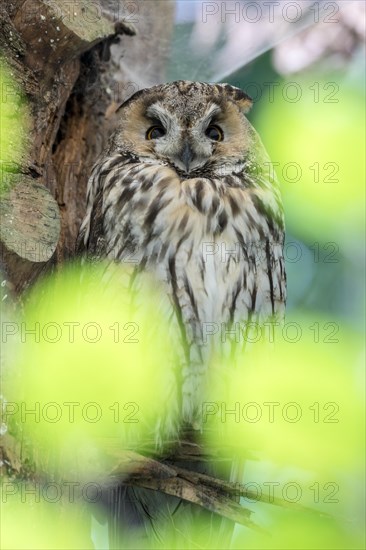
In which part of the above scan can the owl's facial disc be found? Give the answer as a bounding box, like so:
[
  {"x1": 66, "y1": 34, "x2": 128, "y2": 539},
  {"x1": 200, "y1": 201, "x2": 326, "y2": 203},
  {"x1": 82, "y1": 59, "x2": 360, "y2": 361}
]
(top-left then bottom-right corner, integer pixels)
[
  {"x1": 144, "y1": 103, "x2": 225, "y2": 174},
  {"x1": 118, "y1": 85, "x2": 251, "y2": 176}
]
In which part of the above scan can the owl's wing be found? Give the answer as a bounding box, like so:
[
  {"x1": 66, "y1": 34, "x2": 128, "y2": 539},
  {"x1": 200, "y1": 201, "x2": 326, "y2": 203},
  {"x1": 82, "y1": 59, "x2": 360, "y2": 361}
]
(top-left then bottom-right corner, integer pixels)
[
  {"x1": 247, "y1": 124, "x2": 286, "y2": 322},
  {"x1": 75, "y1": 152, "x2": 133, "y2": 259},
  {"x1": 76, "y1": 189, "x2": 107, "y2": 260}
]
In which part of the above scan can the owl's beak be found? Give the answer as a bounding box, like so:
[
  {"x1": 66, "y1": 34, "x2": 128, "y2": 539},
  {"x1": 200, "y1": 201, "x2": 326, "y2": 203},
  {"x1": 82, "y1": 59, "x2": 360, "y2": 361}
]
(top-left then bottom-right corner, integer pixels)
[{"x1": 180, "y1": 141, "x2": 195, "y2": 173}]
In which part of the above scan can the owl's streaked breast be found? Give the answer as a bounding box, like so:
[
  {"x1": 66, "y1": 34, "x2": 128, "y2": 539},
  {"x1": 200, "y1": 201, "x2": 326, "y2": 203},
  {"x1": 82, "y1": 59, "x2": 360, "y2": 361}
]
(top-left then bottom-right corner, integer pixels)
[{"x1": 100, "y1": 157, "x2": 285, "y2": 345}]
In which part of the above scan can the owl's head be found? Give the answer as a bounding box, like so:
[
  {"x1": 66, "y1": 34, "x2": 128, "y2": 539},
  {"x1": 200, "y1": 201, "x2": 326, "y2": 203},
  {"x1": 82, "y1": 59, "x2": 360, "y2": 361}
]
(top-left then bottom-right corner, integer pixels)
[{"x1": 113, "y1": 81, "x2": 253, "y2": 175}]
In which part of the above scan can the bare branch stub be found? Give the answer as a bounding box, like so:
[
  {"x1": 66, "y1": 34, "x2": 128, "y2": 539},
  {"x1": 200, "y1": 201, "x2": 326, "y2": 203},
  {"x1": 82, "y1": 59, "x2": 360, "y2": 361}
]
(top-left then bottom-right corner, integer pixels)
[{"x1": 0, "y1": 177, "x2": 60, "y2": 291}]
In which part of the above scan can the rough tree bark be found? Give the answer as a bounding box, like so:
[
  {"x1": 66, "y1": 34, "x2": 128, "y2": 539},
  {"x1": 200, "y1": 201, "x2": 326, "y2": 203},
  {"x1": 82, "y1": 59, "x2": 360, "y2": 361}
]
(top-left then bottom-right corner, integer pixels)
[{"x1": 0, "y1": 0, "x2": 174, "y2": 292}]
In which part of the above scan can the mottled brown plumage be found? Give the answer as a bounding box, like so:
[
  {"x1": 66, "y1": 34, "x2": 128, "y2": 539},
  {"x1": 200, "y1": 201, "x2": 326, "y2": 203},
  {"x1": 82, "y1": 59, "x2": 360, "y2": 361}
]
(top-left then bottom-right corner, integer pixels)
[{"x1": 77, "y1": 80, "x2": 286, "y2": 546}]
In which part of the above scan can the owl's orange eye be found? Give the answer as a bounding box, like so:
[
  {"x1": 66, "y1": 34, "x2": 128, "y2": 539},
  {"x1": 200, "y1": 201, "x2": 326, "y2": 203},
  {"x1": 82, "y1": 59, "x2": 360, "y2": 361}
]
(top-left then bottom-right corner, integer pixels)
[
  {"x1": 205, "y1": 125, "x2": 224, "y2": 141},
  {"x1": 146, "y1": 126, "x2": 166, "y2": 140}
]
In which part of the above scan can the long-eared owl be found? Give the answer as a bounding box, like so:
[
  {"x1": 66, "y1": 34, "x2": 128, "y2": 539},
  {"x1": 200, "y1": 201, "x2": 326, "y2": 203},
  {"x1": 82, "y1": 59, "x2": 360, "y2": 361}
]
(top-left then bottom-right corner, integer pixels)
[
  {"x1": 78, "y1": 80, "x2": 286, "y2": 430},
  {"x1": 77, "y1": 79, "x2": 286, "y2": 546}
]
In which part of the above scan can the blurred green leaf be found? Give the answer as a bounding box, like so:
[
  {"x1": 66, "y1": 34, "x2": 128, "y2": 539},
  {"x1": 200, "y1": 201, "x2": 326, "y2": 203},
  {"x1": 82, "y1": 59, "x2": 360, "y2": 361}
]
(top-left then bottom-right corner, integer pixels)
[
  {"x1": 233, "y1": 511, "x2": 364, "y2": 549},
  {"x1": 0, "y1": 489, "x2": 92, "y2": 550},
  {"x1": 0, "y1": 59, "x2": 31, "y2": 194},
  {"x1": 256, "y1": 78, "x2": 365, "y2": 244},
  {"x1": 205, "y1": 312, "x2": 364, "y2": 475},
  {"x1": 4, "y1": 263, "x2": 180, "y2": 478}
]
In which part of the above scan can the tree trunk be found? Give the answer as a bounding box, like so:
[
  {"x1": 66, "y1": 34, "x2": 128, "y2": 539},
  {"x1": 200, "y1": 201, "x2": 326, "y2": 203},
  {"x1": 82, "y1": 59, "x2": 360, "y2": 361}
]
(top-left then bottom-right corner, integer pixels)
[{"x1": 0, "y1": 0, "x2": 175, "y2": 293}]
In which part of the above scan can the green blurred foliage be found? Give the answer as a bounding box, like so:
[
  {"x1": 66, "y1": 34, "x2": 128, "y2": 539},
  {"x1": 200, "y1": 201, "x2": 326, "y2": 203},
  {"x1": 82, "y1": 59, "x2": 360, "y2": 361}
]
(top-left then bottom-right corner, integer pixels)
[
  {"x1": 205, "y1": 312, "x2": 364, "y2": 475},
  {"x1": 0, "y1": 58, "x2": 30, "y2": 194},
  {"x1": 255, "y1": 77, "x2": 365, "y2": 244},
  {"x1": 4, "y1": 263, "x2": 179, "y2": 479},
  {"x1": 233, "y1": 511, "x2": 365, "y2": 549},
  {"x1": 0, "y1": 488, "x2": 93, "y2": 550}
]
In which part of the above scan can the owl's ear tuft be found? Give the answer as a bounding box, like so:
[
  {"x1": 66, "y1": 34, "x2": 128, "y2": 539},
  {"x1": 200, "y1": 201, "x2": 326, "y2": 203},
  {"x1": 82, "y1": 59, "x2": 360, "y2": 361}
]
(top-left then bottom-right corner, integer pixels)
[
  {"x1": 221, "y1": 84, "x2": 253, "y2": 114},
  {"x1": 115, "y1": 88, "x2": 147, "y2": 112}
]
